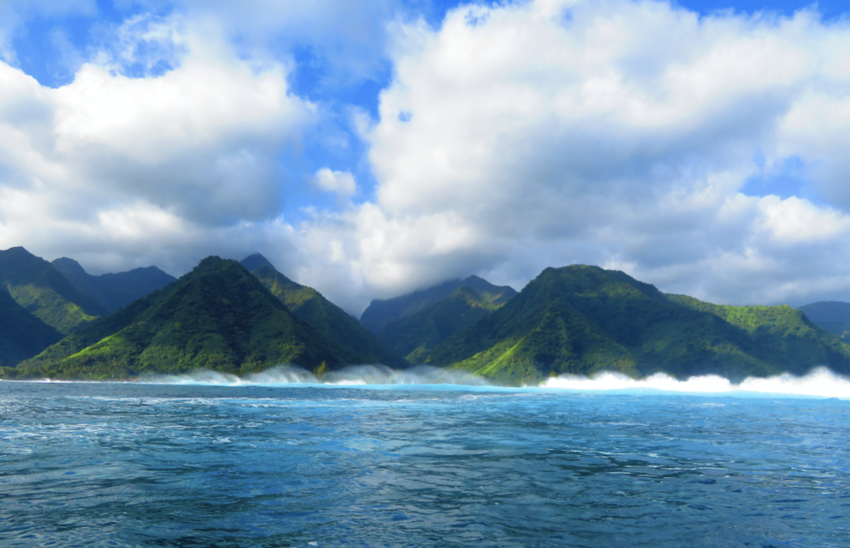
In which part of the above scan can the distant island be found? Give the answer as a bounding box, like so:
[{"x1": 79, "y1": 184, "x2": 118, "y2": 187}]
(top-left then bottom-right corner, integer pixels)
[{"x1": 2, "y1": 246, "x2": 850, "y2": 385}]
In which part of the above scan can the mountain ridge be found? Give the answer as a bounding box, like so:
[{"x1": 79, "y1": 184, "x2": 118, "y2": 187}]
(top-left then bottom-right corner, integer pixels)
[
  {"x1": 52, "y1": 257, "x2": 176, "y2": 313},
  {"x1": 378, "y1": 285, "x2": 507, "y2": 363},
  {"x1": 5, "y1": 252, "x2": 850, "y2": 385},
  {"x1": 15, "y1": 257, "x2": 362, "y2": 379},
  {"x1": 360, "y1": 275, "x2": 518, "y2": 334},
  {"x1": 0, "y1": 247, "x2": 107, "y2": 334},
  {"x1": 422, "y1": 265, "x2": 850, "y2": 384},
  {"x1": 240, "y1": 254, "x2": 408, "y2": 369},
  {"x1": 798, "y1": 301, "x2": 850, "y2": 343}
]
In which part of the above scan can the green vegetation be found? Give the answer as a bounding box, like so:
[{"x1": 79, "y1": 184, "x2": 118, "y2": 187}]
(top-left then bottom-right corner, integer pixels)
[
  {"x1": 379, "y1": 285, "x2": 505, "y2": 363},
  {"x1": 421, "y1": 265, "x2": 850, "y2": 385},
  {"x1": 1, "y1": 247, "x2": 107, "y2": 334},
  {"x1": 52, "y1": 257, "x2": 175, "y2": 313},
  {"x1": 360, "y1": 275, "x2": 517, "y2": 334},
  {"x1": 798, "y1": 301, "x2": 850, "y2": 343},
  {"x1": 241, "y1": 254, "x2": 408, "y2": 368},
  {"x1": 12, "y1": 257, "x2": 363, "y2": 380},
  {"x1": 5, "y1": 252, "x2": 850, "y2": 385}
]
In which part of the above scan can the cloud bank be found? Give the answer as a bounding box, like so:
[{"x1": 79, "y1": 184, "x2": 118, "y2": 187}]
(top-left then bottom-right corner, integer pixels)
[
  {"x1": 302, "y1": 0, "x2": 850, "y2": 311},
  {"x1": 2, "y1": 0, "x2": 850, "y2": 314}
]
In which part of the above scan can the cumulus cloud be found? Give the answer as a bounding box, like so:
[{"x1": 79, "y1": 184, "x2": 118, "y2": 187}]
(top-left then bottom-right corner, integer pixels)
[
  {"x1": 292, "y1": 0, "x2": 850, "y2": 311},
  {"x1": 0, "y1": 14, "x2": 313, "y2": 274},
  {"x1": 4, "y1": 0, "x2": 850, "y2": 316}
]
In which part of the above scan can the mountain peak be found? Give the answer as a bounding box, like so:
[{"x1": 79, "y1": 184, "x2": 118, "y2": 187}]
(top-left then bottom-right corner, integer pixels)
[
  {"x1": 51, "y1": 256, "x2": 176, "y2": 314},
  {"x1": 1, "y1": 247, "x2": 107, "y2": 333},
  {"x1": 422, "y1": 264, "x2": 850, "y2": 384},
  {"x1": 0, "y1": 246, "x2": 43, "y2": 270},
  {"x1": 17, "y1": 254, "x2": 362, "y2": 378},
  {"x1": 244, "y1": 257, "x2": 407, "y2": 368},
  {"x1": 361, "y1": 275, "x2": 518, "y2": 334},
  {"x1": 3, "y1": 246, "x2": 35, "y2": 257},
  {"x1": 51, "y1": 257, "x2": 87, "y2": 277},
  {"x1": 240, "y1": 253, "x2": 276, "y2": 272}
]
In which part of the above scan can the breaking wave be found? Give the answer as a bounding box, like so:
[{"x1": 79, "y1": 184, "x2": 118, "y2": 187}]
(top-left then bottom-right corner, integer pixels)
[
  {"x1": 541, "y1": 367, "x2": 850, "y2": 398},
  {"x1": 145, "y1": 364, "x2": 490, "y2": 387},
  {"x1": 140, "y1": 365, "x2": 850, "y2": 398}
]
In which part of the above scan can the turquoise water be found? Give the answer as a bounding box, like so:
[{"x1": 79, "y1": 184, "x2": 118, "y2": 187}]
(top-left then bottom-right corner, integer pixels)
[{"x1": 1, "y1": 380, "x2": 848, "y2": 547}]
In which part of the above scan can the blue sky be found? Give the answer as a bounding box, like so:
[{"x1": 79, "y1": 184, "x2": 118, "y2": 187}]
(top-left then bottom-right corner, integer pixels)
[{"x1": 1, "y1": 0, "x2": 850, "y2": 314}]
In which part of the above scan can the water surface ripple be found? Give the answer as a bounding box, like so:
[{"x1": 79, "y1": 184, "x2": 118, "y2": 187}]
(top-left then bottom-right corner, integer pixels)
[{"x1": 1, "y1": 382, "x2": 848, "y2": 547}]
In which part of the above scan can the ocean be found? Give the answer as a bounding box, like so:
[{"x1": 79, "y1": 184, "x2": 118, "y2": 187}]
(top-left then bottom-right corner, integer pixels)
[{"x1": 2, "y1": 370, "x2": 849, "y2": 547}]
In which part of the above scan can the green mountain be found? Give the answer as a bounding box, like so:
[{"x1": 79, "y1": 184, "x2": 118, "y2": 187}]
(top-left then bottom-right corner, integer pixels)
[
  {"x1": 12, "y1": 257, "x2": 363, "y2": 380},
  {"x1": 798, "y1": 301, "x2": 850, "y2": 343},
  {"x1": 240, "y1": 254, "x2": 407, "y2": 368},
  {"x1": 0, "y1": 247, "x2": 107, "y2": 334},
  {"x1": 379, "y1": 285, "x2": 504, "y2": 363},
  {"x1": 52, "y1": 257, "x2": 176, "y2": 313},
  {"x1": 0, "y1": 289, "x2": 62, "y2": 369},
  {"x1": 360, "y1": 275, "x2": 517, "y2": 334},
  {"x1": 422, "y1": 265, "x2": 850, "y2": 384}
]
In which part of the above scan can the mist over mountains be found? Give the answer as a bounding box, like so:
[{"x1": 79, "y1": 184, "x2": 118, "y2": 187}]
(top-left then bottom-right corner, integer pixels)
[{"x1": 2, "y1": 246, "x2": 850, "y2": 385}]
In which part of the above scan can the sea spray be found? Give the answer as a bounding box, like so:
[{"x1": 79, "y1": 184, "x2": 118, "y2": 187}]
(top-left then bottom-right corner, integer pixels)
[
  {"x1": 140, "y1": 365, "x2": 850, "y2": 398},
  {"x1": 541, "y1": 366, "x2": 850, "y2": 398},
  {"x1": 143, "y1": 364, "x2": 491, "y2": 387},
  {"x1": 323, "y1": 364, "x2": 490, "y2": 386}
]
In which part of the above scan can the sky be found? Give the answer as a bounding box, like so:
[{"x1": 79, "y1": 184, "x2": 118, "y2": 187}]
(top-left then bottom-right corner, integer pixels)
[{"x1": 1, "y1": 0, "x2": 850, "y2": 315}]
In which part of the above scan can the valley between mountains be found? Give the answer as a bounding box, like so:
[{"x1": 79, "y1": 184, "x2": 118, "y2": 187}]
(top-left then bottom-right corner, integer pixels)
[{"x1": 2, "y1": 246, "x2": 850, "y2": 385}]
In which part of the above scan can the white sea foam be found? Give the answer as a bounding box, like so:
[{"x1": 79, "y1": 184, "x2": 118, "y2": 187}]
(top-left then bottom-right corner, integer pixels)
[
  {"x1": 540, "y1": 367, "x2": 850, "y2": 398},
  {"x1": 324, "y1": 364, "x2": 489, "y2": 386},
  {"x1": 143, "y1": 364, "x2": 490, "y2": 387},
  {"x1": 118, "y1": 365, "x2": 850, "y2": 398}
]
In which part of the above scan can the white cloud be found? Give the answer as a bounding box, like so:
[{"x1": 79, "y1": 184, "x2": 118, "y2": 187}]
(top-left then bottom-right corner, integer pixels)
[
  {"x1": 0, "y1": 15, "x2": 314, "y2": 273},
  {"x1": 757, "y1": 196, "x2": 850, "y2": 243},
  {"x1": 291, "y1": 0, "x2": 850, "y2": 311},
  {"x1": 314, "y1": 168, "x2": 356, "y2": 197},
  {"x1": 4, "y1": 0, "x2": 850, "y2": 316}
]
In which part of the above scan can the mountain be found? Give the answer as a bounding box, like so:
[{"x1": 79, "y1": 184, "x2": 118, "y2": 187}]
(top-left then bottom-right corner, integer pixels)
[
  {"x1": 240, "y1": 253, "x2": 407, "y2": 368},
  {"x1": 0, "y1": 247, "x2": 107, "y2": 334},
  {"x1": 0, "y1": 289, "x2": 62, "y2": 369},
  {"x1": 360, "y1": 275, "x2": 517, "y2": 334},
  {"x1": 52, "y1": 257, "x2": 176, "y2": 313},
  {"x1": 379, "y1": 285, "x2": 504, "y2": 363},
  {"x1": 798, "y1": 301, "x2": 850, "y2": 343},
  {"x1": 13, "y1": 257, "x2": 363, "y2": 380},
  {"x1": 421, "y1": 265, "x2": 850, "y2": 384}
]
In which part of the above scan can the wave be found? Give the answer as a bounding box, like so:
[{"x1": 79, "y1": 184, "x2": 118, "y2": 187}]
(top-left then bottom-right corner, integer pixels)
[
  {"x1": 541, "y1": 367, "x2": 850, "y2": 399},
  {"x1": 125, "y1": 365, "x2": 850, "y2": 398},
  {"x1": 144, "y1": 364, "x2": 490, "y2": 387}
]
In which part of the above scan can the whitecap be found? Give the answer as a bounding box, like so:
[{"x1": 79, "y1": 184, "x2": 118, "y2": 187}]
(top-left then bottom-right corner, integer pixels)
[{"x1": 541, "y1": 366, "x2": 850, "y2": 398}]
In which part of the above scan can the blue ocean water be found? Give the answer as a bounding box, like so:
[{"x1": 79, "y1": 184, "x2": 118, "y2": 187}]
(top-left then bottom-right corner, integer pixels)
[{"x1": 1, "y1": 380, "x2": 848, "y2": 547}]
